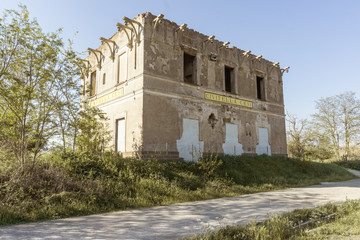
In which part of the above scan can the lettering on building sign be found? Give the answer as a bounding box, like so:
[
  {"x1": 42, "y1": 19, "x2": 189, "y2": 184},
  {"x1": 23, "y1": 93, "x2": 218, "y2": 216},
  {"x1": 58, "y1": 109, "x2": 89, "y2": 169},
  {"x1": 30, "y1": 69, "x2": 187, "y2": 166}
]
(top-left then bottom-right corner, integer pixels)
[
  {"x1": 204, "y1": 92, "x2": 253, "y2": 108},
  {"x1": 90, "y1": 88, "x2": 124, "y2": 107}
]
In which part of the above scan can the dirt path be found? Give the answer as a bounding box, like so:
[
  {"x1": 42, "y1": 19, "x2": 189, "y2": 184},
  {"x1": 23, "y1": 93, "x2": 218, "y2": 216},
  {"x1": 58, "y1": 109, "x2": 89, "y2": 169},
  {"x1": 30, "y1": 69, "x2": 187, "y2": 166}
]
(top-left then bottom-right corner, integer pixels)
[{"x1": 1, "y1": 170, "x2": 360, "y2": 240}]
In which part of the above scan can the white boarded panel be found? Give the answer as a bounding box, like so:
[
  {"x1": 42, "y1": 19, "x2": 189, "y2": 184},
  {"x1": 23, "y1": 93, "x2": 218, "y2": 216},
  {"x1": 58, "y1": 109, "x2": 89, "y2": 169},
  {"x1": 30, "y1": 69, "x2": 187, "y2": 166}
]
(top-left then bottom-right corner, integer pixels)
[
  {"x1": 222, "y1": 123, "x2": 243, "y2": 156},
  {"x1": 176, "y1": 118, "x2": 204, "y2": 162},
  {"x1": 256, "y1": 127, "x2": 271, "y2": 155},
  {"x1": 116, "y1": 118, "x2": 125, "y2": 152}
]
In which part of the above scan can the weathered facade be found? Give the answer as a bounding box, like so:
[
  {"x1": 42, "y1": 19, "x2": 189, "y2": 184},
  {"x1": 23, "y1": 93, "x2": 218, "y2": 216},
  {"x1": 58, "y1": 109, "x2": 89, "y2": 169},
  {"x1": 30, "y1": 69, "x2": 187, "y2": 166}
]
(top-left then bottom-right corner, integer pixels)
[{"x1": 83, "y1": 13, "x2": 288, "y2": 161}]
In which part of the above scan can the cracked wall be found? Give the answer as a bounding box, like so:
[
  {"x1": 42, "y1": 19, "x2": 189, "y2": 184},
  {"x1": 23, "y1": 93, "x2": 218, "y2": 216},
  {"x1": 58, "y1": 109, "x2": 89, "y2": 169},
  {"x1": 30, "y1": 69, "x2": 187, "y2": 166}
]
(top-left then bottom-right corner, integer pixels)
[
  {"x1": 84, "y1": 12, "x2": 287, "y2": 159},
  {"x1": 142, "y1": 13, "x2": 286, "y2": 159}
]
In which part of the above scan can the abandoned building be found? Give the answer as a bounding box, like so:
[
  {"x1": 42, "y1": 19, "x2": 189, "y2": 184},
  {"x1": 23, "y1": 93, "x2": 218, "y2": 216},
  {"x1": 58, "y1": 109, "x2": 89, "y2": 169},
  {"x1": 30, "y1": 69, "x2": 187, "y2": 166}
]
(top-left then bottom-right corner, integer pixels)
[{"x1": 83, "y1": 12, "x2": 288, "y2": 161}]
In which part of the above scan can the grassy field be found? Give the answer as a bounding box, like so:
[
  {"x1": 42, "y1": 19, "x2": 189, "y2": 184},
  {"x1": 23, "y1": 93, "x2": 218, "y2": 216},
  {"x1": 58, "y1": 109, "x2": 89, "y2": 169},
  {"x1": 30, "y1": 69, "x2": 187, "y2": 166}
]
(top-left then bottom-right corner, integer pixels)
[
  {"x1": 0, "y1": 152, "x2": 356, "y2": 226},
  {"x1": 186, "y1": 199, "x2": 360, "y2": 240}
]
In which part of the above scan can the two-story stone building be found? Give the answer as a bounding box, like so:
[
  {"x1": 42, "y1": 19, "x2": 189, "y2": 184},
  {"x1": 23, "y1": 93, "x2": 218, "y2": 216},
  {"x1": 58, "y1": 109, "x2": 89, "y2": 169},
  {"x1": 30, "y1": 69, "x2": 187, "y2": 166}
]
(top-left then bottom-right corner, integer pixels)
[{"x1": 83, "y1": 12, "x2": 288, "y2": 161}]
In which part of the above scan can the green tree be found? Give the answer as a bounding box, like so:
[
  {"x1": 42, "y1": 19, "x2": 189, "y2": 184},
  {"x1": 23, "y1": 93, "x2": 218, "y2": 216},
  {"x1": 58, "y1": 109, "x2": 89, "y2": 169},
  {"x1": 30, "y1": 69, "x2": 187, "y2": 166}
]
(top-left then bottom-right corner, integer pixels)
[
  {"x1": 76, "y1": 105, "x2": 112, "y2": 154},
  {"x1": 286, "y1": 112, "x2": 311, "y2": 158},
  {"x1": 312, "y1": 92, "x2": 360, "y2": 160},
  {"x1": 338, "y1": 92, "x2": 360, "y2": 160},
  {"x1": 0, "y1": 5, "x2": 82, "y2": 166},
  {"x1": 54, "y1": 54, "x2": 82, "y2": 153},
  {"x1": 304, "y1": 130, "x2": 333, "y2": 161},
  {"x1": 312, "y1": 95, "x2": 341, "y2": 159}
]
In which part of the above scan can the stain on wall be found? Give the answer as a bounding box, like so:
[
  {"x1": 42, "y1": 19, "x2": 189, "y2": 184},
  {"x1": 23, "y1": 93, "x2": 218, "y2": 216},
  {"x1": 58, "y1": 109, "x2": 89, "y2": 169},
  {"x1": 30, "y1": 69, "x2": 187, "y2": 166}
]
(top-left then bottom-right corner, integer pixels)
[{"x1": 208, "y1": 113, "x2": 218, "y2": 129}]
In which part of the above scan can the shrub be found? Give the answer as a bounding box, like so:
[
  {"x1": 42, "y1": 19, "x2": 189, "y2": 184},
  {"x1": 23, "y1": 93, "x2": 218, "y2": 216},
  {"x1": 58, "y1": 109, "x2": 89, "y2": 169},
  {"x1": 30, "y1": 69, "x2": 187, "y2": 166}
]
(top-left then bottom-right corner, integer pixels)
[{"x1": 198, "y1": 154, "x2": 223, "y2": 181}]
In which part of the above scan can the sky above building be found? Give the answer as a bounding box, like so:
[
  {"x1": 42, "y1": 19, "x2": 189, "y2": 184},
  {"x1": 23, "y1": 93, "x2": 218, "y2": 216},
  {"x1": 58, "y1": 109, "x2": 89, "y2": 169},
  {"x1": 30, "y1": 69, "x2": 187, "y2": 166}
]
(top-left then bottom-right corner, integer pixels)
[{"x1": 1, "y1": 0, "x2": 359, "y2": 119}]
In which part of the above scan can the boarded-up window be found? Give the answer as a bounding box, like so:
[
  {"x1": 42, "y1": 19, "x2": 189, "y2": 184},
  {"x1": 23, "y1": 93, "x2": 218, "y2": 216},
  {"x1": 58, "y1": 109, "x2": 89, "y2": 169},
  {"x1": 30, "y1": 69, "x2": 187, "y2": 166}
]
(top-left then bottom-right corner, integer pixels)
[
  {"x1": 117, "y1": 53, "x2": 127, "y2": 84},
  {"x1": 90, "y1": 71, "x2": 96, "y2": 96},
  {"x1": 256, "y1": 76, "x2": 265, "y2": 100},
  {"x1": 225, "y1": 66, "x2": 234, "y2": 93},
  {"x1": 116, "y1": 118, "x2": 125, "y2": 152},
  {"x1": 256, "y1": 127, "x2": 271, "y2": 155},
  {"x1": 183, "y1": 53, "x2": 196, "y2": 84}
]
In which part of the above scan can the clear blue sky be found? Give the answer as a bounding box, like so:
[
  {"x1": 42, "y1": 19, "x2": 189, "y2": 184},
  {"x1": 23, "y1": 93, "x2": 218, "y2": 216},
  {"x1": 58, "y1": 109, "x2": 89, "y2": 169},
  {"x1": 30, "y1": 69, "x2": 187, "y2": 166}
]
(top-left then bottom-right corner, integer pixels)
[{"x1": 2, "y1": 0, "x2": 360, "y2": 119}]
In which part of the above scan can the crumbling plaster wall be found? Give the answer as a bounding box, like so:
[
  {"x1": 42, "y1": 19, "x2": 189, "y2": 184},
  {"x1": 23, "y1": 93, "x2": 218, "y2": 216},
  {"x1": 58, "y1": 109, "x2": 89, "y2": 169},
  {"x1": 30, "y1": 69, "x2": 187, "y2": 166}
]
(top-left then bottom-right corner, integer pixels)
[
  {"x1": 141, "y1": 13, "x2": 287, "y2": 158},
  {"x1": 142, "y1": 92, "x2": 271, "y2": 158},
  {"x1": 84, "y1": 14, "x2": 146, "y2": 156},
  {"x1": 142, "y1": 13, "x2": 284, "y2": 105},
  {"x1": 269, "y1": 114, "x2": 287, "y2": 156},
  {"x1": 84, "y1": 12, "x2": 287, "y2": 158}
]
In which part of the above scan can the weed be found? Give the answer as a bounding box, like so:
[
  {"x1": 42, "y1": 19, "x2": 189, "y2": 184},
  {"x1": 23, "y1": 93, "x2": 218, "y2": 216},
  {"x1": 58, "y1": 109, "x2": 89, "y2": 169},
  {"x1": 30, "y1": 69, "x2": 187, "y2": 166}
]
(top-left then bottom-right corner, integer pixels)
[{"x1": 198, "y1": 154, "x2": 223, "y2": 181}]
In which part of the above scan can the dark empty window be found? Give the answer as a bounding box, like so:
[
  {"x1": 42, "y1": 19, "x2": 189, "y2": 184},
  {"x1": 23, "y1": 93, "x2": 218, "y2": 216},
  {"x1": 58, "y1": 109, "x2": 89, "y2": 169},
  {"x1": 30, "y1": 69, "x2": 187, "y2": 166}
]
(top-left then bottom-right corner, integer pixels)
[
  {"x1": 90, "y1": 71, "x2": 96, "y2": 96},
  {"x1": 103, "y1": 73, "x2": 106, "y2": 85},
  {"x1": 256, "y1": 76, "x2": 265, "y2": 100},
  {"x1": 183, "y1": 53, "x2": 196, "y2": 84},
  {"x1": 225, "y1": 66, "x2": 234, "y2": 93}
]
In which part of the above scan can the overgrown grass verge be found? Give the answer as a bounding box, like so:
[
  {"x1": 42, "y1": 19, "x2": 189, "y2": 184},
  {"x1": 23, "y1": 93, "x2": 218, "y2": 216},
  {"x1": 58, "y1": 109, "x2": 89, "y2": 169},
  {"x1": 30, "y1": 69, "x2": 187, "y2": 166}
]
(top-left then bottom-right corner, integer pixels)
[
  {"x1": 0, "y1": 152, "x2": 356, "y2": 226},
  {"x1": 186, "y1": 199, "x2": 360, "y2": 240},
  {"x1": 335, "y1": 160, "x2": 360, "y2": 171}
]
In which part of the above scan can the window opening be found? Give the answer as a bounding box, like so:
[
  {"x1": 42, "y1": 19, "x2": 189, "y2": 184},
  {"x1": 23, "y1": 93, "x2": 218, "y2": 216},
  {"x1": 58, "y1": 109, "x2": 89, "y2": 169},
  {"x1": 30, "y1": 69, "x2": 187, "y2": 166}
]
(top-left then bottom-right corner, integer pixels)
[
  {"x1": 183, "y1": 53, "x2": 196, "y2": 84},
  {"x1": 103, "y1": 73, "x2": 106, "y2": 85},
  {"x1": 116, "y1": 118, "x2": 125, "y2": 152},
  {"x1": 256, "y1": 76, "x2": 265, "y2": 100},
  {"x1": 225, "y1": 66, "x2": 234, "y2": 93},
  {"x1": 90, "y1": 71, "x2": 96, "y2": 96}
]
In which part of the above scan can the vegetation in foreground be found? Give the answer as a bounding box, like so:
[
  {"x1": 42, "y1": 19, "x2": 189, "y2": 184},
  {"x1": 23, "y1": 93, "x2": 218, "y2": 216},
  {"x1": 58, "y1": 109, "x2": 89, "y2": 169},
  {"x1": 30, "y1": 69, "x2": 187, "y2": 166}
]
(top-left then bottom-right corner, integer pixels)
[
  {"x1": 186, "y1": 199, "x2": 360, "y2": 240},
  {"x1": 0, "y1": 153, "x2": 356, "y2": 226},
  {"x1": 335, "y1": 160, "x2": 360, "y2": 171}
]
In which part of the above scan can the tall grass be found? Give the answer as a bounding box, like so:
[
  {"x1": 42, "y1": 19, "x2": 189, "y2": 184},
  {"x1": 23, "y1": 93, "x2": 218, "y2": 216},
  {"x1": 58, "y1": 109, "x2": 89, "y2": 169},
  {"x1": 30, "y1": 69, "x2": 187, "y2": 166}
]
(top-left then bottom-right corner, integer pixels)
[
  {"x1": 218, "y1": 155, "x2": 355, "y2": 187},
  {"x1": 0, "y1": 152, "x2": 356, "y2": 226},
  {"x1": 335, "y1": 160, "x2": 360, "y2": 171},
  {"x1": 186, "y1": 199, "x2": 360, "y2": 240}
]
